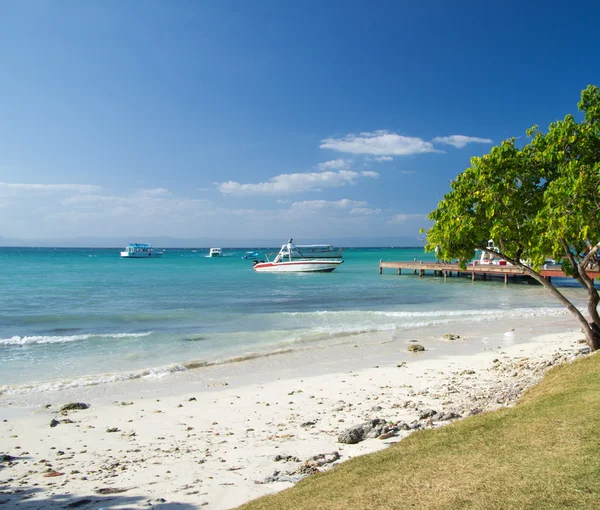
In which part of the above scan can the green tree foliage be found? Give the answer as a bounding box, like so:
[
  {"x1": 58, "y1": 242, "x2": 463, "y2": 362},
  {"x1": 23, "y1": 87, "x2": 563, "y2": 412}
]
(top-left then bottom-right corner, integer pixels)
[{"x1": 425, "y1": 85, "x2": 600, "y2": 350}]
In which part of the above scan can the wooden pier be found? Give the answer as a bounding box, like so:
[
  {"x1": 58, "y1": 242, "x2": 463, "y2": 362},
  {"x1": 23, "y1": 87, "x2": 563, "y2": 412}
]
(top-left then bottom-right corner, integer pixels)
[{"x1": 379, "y1": 260, "x2": 600, "y2": 285}]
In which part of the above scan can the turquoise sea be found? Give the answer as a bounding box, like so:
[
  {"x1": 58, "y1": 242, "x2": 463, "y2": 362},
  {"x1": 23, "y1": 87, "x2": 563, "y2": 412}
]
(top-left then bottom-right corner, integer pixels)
[{"x1": 0, "y1": 247, "x2": 585, "y2": 395}]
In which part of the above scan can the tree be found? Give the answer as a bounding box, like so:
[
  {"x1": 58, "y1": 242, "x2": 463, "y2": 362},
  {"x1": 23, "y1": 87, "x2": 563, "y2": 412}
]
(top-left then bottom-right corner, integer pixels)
[{"x1": 425, "y1": 85, "x2": 600, "y2": 350}]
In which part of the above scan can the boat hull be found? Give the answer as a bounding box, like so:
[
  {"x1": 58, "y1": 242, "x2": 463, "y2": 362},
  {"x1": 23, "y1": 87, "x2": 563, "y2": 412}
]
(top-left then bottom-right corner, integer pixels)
[
  {"x1": 120, "y1": 252, "x2": 162, "y2": 258},
  {"x1": 253, "y1": 260, "x2": 343, "y2": 273}
]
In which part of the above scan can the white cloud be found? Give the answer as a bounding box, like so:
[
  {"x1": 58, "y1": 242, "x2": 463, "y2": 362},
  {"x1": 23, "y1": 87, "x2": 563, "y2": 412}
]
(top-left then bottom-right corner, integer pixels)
[
  {"x1": 390, "y1": 213, "x2": 429, "y2": 223},
  {"x1": 374, "y1": 156, "x2": 393, "y2": 162},
  {"x1": 432, "y1": 135, "x2": 492, "y2": 148},
  {"x1": 217, "y1": 170, "x2": 379, "y2": 196},
  {"x1": 290, "y1": 199, "x2": 368, "y2": 210},
  {"x1": 349, "y1": 207, "x2": 381, "y2": 215},
  {"x1": 136, "y1": 188, "x2": 171, "y2": 197},
  {"x1": 0, "y1": 182, "x2": 101, "y2": 195},
  {"x1": 320, "y1": 130, "x2": 437, "y2": 156},
  {"x1": 317, "y1": 159, "x2": 349, "y2": 170},
  {"x1": 288, "y1": 199, "x2": 380, "y2": 217}
]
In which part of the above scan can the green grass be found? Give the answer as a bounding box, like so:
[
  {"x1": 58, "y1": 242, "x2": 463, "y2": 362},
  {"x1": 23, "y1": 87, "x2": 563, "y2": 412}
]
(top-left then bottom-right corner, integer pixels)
[{"x1": 239, "y1": 353, "x2": 600, "y2": 510}]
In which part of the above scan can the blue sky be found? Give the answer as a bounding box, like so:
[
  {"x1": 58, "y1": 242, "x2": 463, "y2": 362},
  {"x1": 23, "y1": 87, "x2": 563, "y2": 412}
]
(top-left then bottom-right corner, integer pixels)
[{"x1": 1, "y1": 1, "x2": 599, "y2": 244}]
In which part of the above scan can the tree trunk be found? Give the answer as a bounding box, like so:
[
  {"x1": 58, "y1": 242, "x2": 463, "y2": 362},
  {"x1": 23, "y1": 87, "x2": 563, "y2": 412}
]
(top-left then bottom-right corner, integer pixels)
[{"x1": 479, "y1": 244, "x2": 600, "y2": 351}]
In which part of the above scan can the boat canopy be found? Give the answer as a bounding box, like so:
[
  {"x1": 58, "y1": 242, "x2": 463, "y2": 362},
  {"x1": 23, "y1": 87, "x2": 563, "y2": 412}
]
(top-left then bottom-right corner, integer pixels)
[{"x1": 127, "y1": 243, "x2": 152, "y2": 248}]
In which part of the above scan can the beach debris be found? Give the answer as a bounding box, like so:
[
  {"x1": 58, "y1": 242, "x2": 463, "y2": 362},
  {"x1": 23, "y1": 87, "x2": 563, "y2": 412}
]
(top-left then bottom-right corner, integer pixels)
[
  {"x1": 408, "y1": 344, "x2": 425, "y2": 352},
  {"x1": 43, "y1": 470, "x2": 64, "y2": 477},
  {"x1": 300, "y1": 421, "x2": 316, "y2": 428},
  {"x1": 396, "y1": 362, "x2": 407, "y2": 367},
  {"x1": 49, "y1": 418, "x2": 60, "y2": 428},
  {"x1": 106, "y1": 427, "x2": 120, "y2": 433},
  {"x1": 377, "y1": 430, "x2": 396, "y2": 440},
  {"x1": 95, "y1": 487, "x2": 131, "y2": 495},
  {"x1": 442, "y1": 334, "x2": 461, "y2": 341},
  {"x1": 273, "y1": 454, "x2": 300, "y2": 463},
  {"x1": 338, "y1": 418, "x2": 388, "y2": 444},
  {"x1": 60, "y1": 402, "x2": 90, "y2": 412}
]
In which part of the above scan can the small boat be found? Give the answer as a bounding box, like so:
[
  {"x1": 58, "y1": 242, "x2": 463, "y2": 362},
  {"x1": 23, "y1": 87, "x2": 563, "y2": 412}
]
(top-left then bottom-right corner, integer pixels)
[
  {"x1": 242, "y1": 251, "x2": 259, "y2": 260},
  {"x1": 253, "y1": 239, "x2": 344, "y2": 273},
  {"x1": 265, "y1": 244, "x2": 343, "y2": 260},
  {"x1": 120, "y1": 243, "x2": 163, "y2": 258},
  {"x1": 209, "y1": 248, "x2": 222, "y2": 257},
  {"x1": 472, "y1": 240, "x2": 510, "y2": 266}
]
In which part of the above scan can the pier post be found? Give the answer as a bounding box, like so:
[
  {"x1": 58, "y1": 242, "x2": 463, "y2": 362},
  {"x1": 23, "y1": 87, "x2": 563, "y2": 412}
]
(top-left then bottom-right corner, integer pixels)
[
  {"x1": 504, "y1": 273, "x2": 508, "y2": 286},
  {"x1": 379, "y1": 260, "x2": 382, "y2": 275},
  {"x1": 398, "y1": 268, "x2": 401, "y2": 275},
  {"x1": 472, "y1": 271, "x2": 475, "y2": 281}
]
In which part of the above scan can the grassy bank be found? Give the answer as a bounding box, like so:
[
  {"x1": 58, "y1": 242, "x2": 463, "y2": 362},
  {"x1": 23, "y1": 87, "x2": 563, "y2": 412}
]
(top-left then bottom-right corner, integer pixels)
[{"x1": 240, "y1": 352, "x2": 600, "y2": 509}]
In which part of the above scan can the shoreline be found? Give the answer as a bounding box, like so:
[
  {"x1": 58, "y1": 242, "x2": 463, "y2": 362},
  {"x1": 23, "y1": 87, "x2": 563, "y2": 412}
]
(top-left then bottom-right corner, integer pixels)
[{"x1": 0, "y1": 315, "x2": 589, "y2": 509}]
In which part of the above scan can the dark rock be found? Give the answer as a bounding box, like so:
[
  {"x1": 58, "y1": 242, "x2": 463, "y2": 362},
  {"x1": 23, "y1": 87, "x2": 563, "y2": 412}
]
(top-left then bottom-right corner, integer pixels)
[
  {"x1": 300, "y1": 421, "x2": 316, "y2": 427},
  {"x1": 0, "y1": 454, "x2": 16, "y2": 462},
  {"x1": 297, "y1": 464, "x2": 320, "y2": 475},
  {"x1": 95, "y1": 487, "x2": 130, "y2": 495},
  {"x1": 442, "y1": 334, "x2": 461, "y2": 341},
  {"x1": 338, "y1": 419, "x2": 388, "y2": 444},
  {"x1": 408, "y1": 344, "x2": 425, "y2": 352},
  {"x1": 438, "y1": 412, "x2": 460, "y2": 421},
  {"x1": 418, "y1": 408, "x2": 437, "y2": 419},
  {"x1": 50, "y1": 419, "x2": 60, "y2": 428},
  {"x1": 60, "y1": 403, "x2": 89, "y2": 412},
  {"x1": 106, "y1": 427, "x2": 120, "y2": 433},
  {"x1": 273, "y1": 454, "x2": 300, "y2": 463}
]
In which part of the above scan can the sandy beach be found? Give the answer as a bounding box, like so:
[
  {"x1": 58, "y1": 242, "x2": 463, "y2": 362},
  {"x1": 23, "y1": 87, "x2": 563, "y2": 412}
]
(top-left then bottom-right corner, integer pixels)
[{"x1": 0, "y1": 314, "x2": 589, "y2": 509}]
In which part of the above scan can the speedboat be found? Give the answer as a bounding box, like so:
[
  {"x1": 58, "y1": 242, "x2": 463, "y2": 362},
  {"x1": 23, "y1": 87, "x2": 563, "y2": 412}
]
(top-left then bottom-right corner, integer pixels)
[
  {"x1": 265, "y1": 244, "x2": 343, "y2": 260},
  {"x1": 242, "y1": 251, "x2": 259, "y2": 259},
  {"x1": 120, "y1": 243, "x2": 163, "y2": 258},
  {"x1": 209, "y1": 248, "x2": 222, "y2": 257},
  {"x1": 253, "y1": 239, "x2": 344, "y2": 273}
]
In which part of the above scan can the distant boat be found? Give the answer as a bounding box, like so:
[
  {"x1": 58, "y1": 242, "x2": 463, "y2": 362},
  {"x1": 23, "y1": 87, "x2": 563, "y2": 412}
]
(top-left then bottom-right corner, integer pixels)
[
  {"x1": 120, "y1": 243, "x2": 163, "y2": 258},
  {"x1": 253, "y1": 239, "x2": 343, "y2": 273},
  {"x1": 209, "y1": 248, "x2": 222, "y2": 257},
  {"x1": 242, "y1": 251, "x2": 259, "y2": 259}
]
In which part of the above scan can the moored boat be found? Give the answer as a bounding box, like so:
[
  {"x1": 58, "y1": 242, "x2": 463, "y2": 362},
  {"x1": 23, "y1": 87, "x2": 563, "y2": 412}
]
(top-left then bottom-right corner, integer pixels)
[
  {"x1": 209, "y1": 248, "x2": 222, "y2": 257},
  {"x1": 253, "y1": 239, "x2": 343, "y2": 273},
  {"x1": 120, "y1": 243, "x2": 163, "y2": 258}
]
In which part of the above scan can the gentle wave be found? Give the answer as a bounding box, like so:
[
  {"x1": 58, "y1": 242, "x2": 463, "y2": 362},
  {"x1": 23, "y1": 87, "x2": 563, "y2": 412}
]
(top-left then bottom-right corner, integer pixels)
[
  {"x1": 0, "y1": 348, "x2": 299, "y2": 395},
  {"x1": 0, "y1": 363, "x2": 187, "y2": 395},
  {"x1": 282, "y1": 307, "x2": 567, "y2": 319},
  {"x1": 0, "y1": 331, "x2": 153, "y2": 346}
]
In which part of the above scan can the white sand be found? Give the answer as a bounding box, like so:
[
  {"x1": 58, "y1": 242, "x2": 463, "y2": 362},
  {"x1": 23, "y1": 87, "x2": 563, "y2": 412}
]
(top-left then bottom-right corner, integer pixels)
[{"x1": 0, "y1": 315, "x2": 590, "y2": 509}]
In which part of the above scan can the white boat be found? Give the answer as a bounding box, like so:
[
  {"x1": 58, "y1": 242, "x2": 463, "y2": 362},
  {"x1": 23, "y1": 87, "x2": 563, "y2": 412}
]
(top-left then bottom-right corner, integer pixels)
[
  {"x1": 209, "y1": 248, "x2": 222, "y2": 257},
  {"x1": 472, "y1": 240, "x2": 511, "y2": 266},
  {"x1": 120, "y1": 243, "x2": 163, "y2": 258},
  {"x1": 265, "y1": 244, "x2": 343, "y2": 260},
  {"x1": 253, "y1": 240, "x2": 344, "y2": 273}
]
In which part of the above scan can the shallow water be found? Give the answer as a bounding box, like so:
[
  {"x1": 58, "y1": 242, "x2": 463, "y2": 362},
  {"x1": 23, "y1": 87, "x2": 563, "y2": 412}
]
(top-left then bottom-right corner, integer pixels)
[{"x1": 0, "y1": 246, "x2": 586, "y2": 394}]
